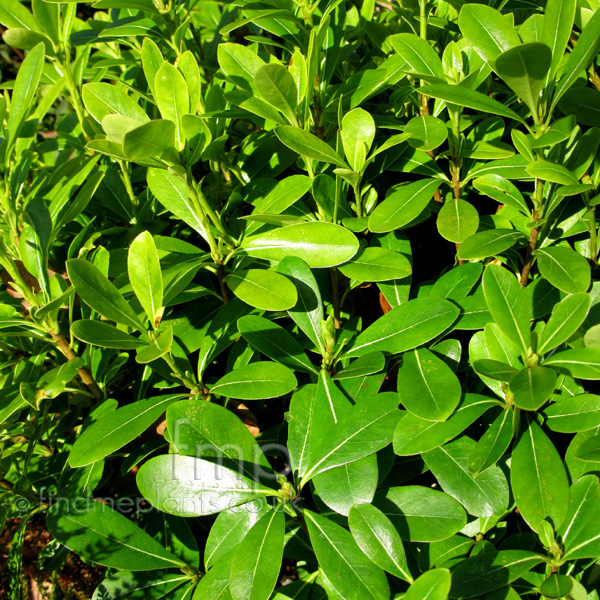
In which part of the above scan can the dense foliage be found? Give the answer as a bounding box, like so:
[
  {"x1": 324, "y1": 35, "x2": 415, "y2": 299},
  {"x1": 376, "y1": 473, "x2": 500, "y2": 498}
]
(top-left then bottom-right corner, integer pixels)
[{"x1": 2, "y1": 0, "x2": 600, "y2": 598}]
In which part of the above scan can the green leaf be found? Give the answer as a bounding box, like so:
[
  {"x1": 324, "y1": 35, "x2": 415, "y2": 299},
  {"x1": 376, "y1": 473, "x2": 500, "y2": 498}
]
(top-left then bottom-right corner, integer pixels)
[
  {"x1": 128, "y1": 231, "x2": 163, "y2": 327},
  {"x1": 205, "y1": 502, "x2": 269, "y2": 570},
  {"x1": 482, "y1": 264, "x2": 531, "y2": 353},
  {"x1": 397, "y1": 348, "x2": 461, "y2": 422},
  {"x1": 141, "y1": 37, "x2": 163, "y2": 100},
  {"x1": 254, "y1": 64, "x2": 297, "y2": 123},
  {"x1": 542, "y1": 0, "x2": 576, "y2": 83},
  {"x1": 405, "y1": 115, "x2": 448, "y2": 152},
  {"x1": 334, "y1": 352, "x2": 385, "y2": 380},
  {"x1": 509, "y1": 366, "x2": 557, "y2": 411},
  {"x1": 123, "y1": 119, "x2": 175, "y2": 161},
  {"x1": 147, "y1": 168, "x2": 209, "y2": 242},
  {"x1": 218, "y1": 43, "x2": 265, "y2": 92},
  {"x1": 67, "y1": 258, "x2": 144, "y2": 331},
  {"x1": 288, "y1": 384, "x2": 317, "y2": 481},
  {"x1": 526, "y1": 160, "x2": 579, "y2": 185},
  {"x1": 137, "y1": 454, "x2": 278, "y2": 517},
  {"x1": 301, "y1": 391, "x2": 399, "y2": 484},
  {"x1": 375, "y1": 485, "x2": 467, "y2": 542},
  {"x1": 559, "y1": 475, "x2": 600, "y2": 558},
  {"x1": 93, "y1": 571, "x2": 189, "y2": 600},
  {"x1": 178, "y1": 51, "x2": 201, "y2": 114},
  {"x1": 458, "y1": 4, "x2": 521, "y2": 64},
  {"x1": 540, "y1": 575, "x2": 573, "y2": 599},
  {"x1": 135, "y1": 326, "x2": 173, "y2": 364},
  {"x1": 341, "y1": 108, "x2": 376, "y2": 171},
  {"x1": 313, "y1": 455, "x2": 378, "y2": 516},
  {"x1": 167, "y1": 400, "x2": 271, "y2": 480},
  {"x1": 538, "y1": 293, "x2": 590, "y2": 354},
  {"x1": 390, "y1": 33, "x2": 445, "y2": 79},
  {"x1": 535, "y1": 246, "x2": 591, "y2": 294},
  {"x1": 69, "y1": 394, "x2": 183, "y2": 467},
  {"x1": 225, "y1": 269, "x2": 297, "y2": 311},
  {"x1": 338, "y1": 247, "x2": 411, "y2": 282},
  {"x1": 211, "y1": 361, "x2": 297, "y2": 400},
  {"x1": 393, "y1": 394, "x2": 499, "y2": 456},
  {"x1": 458, "y1": 229, "x2": 523, "y2": 260},
  {"x1": 277, "y1": 256, "x2": 324, "y2": 352},
  {"x1": 346, "y1": 297, "x2": 459, "y2": 358},
  {"x1": 495, "y1": 43, "x2": 552, "y2": 117},
  {"x1": 468, "y1": 407, "x2": 514, "y2": 475},
  {"x1": 543, "y1": 348, "x2": 600, "y2": 379},
  {"x1": 368, "y1": 179, "x2": 441, "y2": 233},
  {"x1": 543, "y1": 394, "x2": 600, "y2": 433},
  {"x1": 423, "y1": 436, "x2": 509, "y2": 518},
  {"x1": 6, "y1": 42, "x2": 45, "y2": 157},
  {"x1": 275, "y1": 126, "x2": 348, "y2": 168},
  {"x1": 558, "y1": 87, "x2": 600, "y2": 126},
  {"x1": 473, "y1": 359, "x2": 518, "y2": 382},
  {"x1": 304, "y1": 510, "x2": 390, "y2": 600},
  {"x1": 72, "y1": 320, "x2": 146, "y2": 350},
  {"x1": 241, "y1": 222, "x2": 359, "y2": 268},
  {"x1": 450, "y1": 550, "x2": 544, "y2": 599},
  {"x1": 238, "y1": 315, "x2": 317, "y2": 374},
  {"x1": 82, "y1": 82, "x2": 149, "y2": 125},
  {"x1": 552, "y1": 8, "x2": 600, "y2": 109},
  {"x1": 47, "y1": 500, "x2": 185, "y2": 571},
  {"x1": 420, "y1": 84, "x2": 525, "y2": 125},
  {"x1": 230, "y1": 508, "x2": 284, "y2": 600},
  {"x1": 19, "y1": 198, "x2": 52, "y2": 296},
  {"x1": 511, "y1": 418, "x2": 569, "y2": 531},
  {"x1": 437, "y1": 199, "x2": 479, "y2": 244},
  {"x1": 0, "y1": 0, "x2": 41, "y2": 31},
  {"x1": 155, "y1": 62, "x2": 189, "y2": 150},
  {"x1": 348, "y1": 503, "x2": 412, "y2": 582},
  {"x1": 404, "y1": 569, "x2": 450, "y2": 600}
]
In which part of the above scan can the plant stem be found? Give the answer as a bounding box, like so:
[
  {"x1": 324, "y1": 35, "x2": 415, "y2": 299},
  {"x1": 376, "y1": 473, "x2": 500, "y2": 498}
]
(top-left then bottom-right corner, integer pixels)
[
  {"x1": 330, "y1": 269, "x2": 341, "y2": 329},
  {"x1": 49, "y1": 331, "x2": 104, "y2": 401},
  {"x1": 520, "y1": 208, "x2": 540, "y2": 285},
  {"x1": 162, "y1": 351, "x2": 200, "y2": 393}
]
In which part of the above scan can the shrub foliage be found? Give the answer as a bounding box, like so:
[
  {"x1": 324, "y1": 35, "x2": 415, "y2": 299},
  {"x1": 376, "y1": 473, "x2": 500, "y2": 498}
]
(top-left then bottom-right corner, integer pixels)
[{"x1": 2, "y1": 0, "x2": 600, "y2": 598}]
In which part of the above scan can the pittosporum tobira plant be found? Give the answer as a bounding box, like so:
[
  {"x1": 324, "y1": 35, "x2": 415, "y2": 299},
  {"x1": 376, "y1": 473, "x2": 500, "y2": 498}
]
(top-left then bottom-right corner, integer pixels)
[{"x1": 2, "y1": 0, "x2": 600, "y2": 598}]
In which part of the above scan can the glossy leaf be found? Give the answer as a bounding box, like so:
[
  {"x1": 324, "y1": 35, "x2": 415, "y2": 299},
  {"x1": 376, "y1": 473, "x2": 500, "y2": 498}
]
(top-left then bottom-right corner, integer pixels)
[
  {"x1": 509, "y1": 366, "x2": 557, "y2": 411},
  {"x1": 225, "y1": 269, "x2": 297, "y2": 311},
  {"x1": 536, "y1": 246, "x2": 591, "y2": 294},
  {"x1": 346, "y1": 297, "x2": 459, "y2": 358},
  {"x1": 211, "y1": 361, "x2": 297, "y2": 400},
  {"x1": 237, "y1": 315, "x2": 317, "y2": 374},
  {"x1": 483, "y1": 264, "x2": 531, "y2": 353},
  {"x1": 368, "y1": 179, "x2": 441, "y2": 233},
  {"x1": 423, "y1": 436, "x2": 509, "y2": 518},
  {"x1": 511, "y1": 418, "x2": 569, "y2": 531},
  {"x1": 305, "y1": 510, "x2": 390, "y2": 600},
  {"x1": 458, "y1": 229, "x2": 523, "y2": 260},
  {"x1": 375, "y1": 486, "x2": 467, "y2": 542},
  {"x1": 69, "y1": 394, "x2": 183, "y2": 467},
  {"x1": 128, "y1": 231, "x2": 163, "y2": 326},
  {"x1": 339, "y1": 247, "x2": 411, "y2": 282},
  {"x1": 348, "y1": 503, "x2": 412, "y2": 582},
  {"x1": 67, "y1": 258, "x2": 144, "y2": 331},
  {"x1": 275, "y1": 126, "x2": 348, "y2": 168},
  {"x1": 47, "y1": 500, "x2": 184, "y2": 571},
  {"x1": 137, "y1": 454, "x2": 278, "y2": 517},
  {"x1": 230, "y1": 508, "x2": 284, "y2": 600},
  {"x1": 397, "y1": 348, "x2": 461, "y2": 422},
  {"x1": 242, "y1": 222, "x2": 358, "y2": 268}
]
